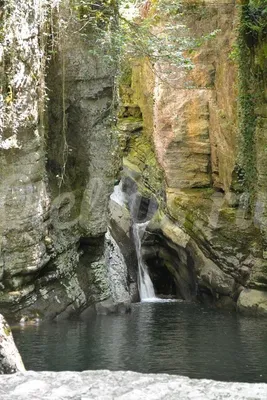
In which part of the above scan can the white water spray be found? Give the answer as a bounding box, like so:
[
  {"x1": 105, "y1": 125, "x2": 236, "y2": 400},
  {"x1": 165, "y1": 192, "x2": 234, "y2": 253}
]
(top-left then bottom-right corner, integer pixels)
[
  {"x1": 133, "y1": 222, "x2": 157, "y2": 301},
  {"x1": 110, "y1": 181, "x2": 126, "y2": 207}
]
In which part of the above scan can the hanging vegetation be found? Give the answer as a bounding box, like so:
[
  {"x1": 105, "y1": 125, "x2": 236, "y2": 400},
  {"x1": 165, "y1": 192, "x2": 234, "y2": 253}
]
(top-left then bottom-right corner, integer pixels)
[{"x1": 0, "y1": 0, "x2": 219, "y2": 151}]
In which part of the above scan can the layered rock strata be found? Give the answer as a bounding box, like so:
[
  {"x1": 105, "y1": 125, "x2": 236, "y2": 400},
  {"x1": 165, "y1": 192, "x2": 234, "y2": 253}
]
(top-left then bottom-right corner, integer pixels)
[
  {"x1": 118, "y1": 0, "x2": 267, "y2": 314},
  {"x1": 0, "y1": 0, "x2": 125, "y2": 320}
]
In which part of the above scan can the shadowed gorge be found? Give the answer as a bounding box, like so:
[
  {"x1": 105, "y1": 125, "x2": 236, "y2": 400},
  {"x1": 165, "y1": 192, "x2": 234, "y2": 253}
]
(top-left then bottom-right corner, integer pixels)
[
  {"x1": 0, "y1": 0, "x2": 267, "y2": 317},
  {"x1": 1, "y1": 0, "x2": 267, "y2": 394}
]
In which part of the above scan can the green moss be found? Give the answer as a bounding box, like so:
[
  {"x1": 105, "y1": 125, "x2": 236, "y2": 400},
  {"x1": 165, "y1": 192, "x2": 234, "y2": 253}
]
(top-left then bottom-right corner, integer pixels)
[
  {"x1": 183, "y1": 214, "x2": 195, "y2": 232},
  {"x1": 255, "y1": 41, "x2": 267, "y2": 68},
  {"x1": 119, "y1": 63, "x2": 132, "y2": 87},
  {"x1": 150, "y1": 209, "x2": 165, "y2": 226},
  {"x1": 243, "y1": 1, "x2": 267, "y2": 45},
  {"x1": 237, "y1": 51, "x2": 257, "y2": 194},
  {"x1": 184, "y1": 188, "x2": 215, "y2": 198},
  {"x1": 219, "y1": 208, "x2": 237, "y2": 223},
  {"x1": 119, "y1": 116, "x2": 142, "y2": 123},
  {"x1": 123, "y1": 158, "x2": 141, "y2": 174},
  {"x1": 124, "y1": 134, "x2": 164, "y2": 200},
  {"x1": 3, "y1": 325, "x2": 11, "y2": 336}
]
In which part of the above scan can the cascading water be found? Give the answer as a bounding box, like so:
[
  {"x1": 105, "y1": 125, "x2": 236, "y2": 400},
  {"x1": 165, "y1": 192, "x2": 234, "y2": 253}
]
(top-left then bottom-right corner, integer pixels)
[
  {"x1": 110, "y1": 179, "x2": 175, "y2": 302},
  {"x1": 110, "y1": 181, "x2": 126, "y2": 207},
  {"x1": 133, "y1": 222, "x2": 157, "y2": 301}
]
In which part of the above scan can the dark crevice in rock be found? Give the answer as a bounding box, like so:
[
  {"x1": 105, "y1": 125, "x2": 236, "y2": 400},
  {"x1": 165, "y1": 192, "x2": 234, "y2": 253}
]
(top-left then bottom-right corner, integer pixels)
[
  {"x1": 140, "y1": 231, "x2": 197, "y2": 301},
  {"x1": 146, "y1": 256, "x2": 177, "y2": 298}
]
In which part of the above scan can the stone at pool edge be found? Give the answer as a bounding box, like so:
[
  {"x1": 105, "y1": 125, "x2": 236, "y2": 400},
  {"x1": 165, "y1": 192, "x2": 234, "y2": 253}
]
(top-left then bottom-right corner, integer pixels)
[
  {"x1": 237, "y1": 289, "x2": 267, "y2": 316},
  {"x1": 95, "y1": 298, "x2": 131, "y2": 315},
  {"x1": 0, "y1": 314, "x2": 25, "y2": 374}
]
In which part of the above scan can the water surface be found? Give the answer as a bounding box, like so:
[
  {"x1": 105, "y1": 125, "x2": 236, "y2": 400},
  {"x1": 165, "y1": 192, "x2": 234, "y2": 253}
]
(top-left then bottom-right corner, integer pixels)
[{"x1": 13, "y1": 302, "x2": 267, "y2": 383}]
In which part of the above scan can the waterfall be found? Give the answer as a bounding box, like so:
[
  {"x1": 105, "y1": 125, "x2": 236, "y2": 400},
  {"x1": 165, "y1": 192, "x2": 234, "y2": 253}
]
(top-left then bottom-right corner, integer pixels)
[
  {"x1": 133, "y1": 222, "x2": 156, "y2": 301},
  {"x1": 110, "y1": 181, "x2": 126, "y2": 207}
]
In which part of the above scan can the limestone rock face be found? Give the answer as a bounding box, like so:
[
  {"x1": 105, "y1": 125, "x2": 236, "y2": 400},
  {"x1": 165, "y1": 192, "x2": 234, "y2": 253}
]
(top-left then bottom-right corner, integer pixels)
[
  {"x1": 0, "y1": 314, "x2": 25, "y2": 374},
  {"x1": 153, "y1": 2, "x2": 237, "y2": 191},
  {"x1": 119, "y1": 0, "x2": 267, "y2": 314},
  {"x1": 0, "y1": 1, "x2": 120, "y2": 320},
  {"x1": 109, "y1": 182, "x2": 140, "y2": 301},
  {"x1": 0, "y1": 370, "x2": 267, "y2": 399},
  {"x1": 154, "y1": 88, "x2": 212, "y2": 188}
]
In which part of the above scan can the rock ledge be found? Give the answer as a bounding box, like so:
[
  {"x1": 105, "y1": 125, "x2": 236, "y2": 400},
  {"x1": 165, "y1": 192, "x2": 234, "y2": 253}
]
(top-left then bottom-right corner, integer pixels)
[{"x1": 0, "y1": 370, "x2": 267, "y2": 399}]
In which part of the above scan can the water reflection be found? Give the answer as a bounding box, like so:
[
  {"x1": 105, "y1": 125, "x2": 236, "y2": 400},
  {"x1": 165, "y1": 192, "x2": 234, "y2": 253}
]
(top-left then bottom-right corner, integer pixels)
[{"x1": 13, "y1": 302, "x2": 267, "y2": 383}]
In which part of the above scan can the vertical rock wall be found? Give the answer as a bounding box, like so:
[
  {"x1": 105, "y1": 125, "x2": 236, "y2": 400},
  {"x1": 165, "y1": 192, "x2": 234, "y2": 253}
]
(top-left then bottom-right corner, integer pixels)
[
  {"x1": 120, "y1": 0, "x2": 267, "y2": 314},
  {"x1": 0, "y1": 0, "x2": 123, "y2": 320}
]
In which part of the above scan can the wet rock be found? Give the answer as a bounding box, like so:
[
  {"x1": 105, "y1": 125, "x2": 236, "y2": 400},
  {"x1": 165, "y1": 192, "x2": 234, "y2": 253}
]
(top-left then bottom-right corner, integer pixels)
[
  {"x1": 88, "y1": 230, "x2": 132, "y2": 315},
  {"x1": 0, "y1": 314, "x2": 25, "y2": 374},
  {"x1": 199, "y1": 259, "x2": 235, "y2": 297},
  {"x1": 95, "y1": 298, "x2": 131, "y2": 315},
  {"x1": 216, "y1": 295, "x2": 236, "y2": 312},
  {"x1": 95, "y1": 298, "x2": 117, "y2": 315},
  {"x1": 118, "y1": 120, "x2": 143, "y2": 133},
  {"x1": 105, "y1": 230, "x2": 131, "y2": 306},
  {"x1": 237, "y1": 289, "x2": 267, "y2": 316},
  {"x1": 109, "y1": 182, "x2": 139, "y2": 302},
  {"x1": 159, "y1": 216, "x2": 190, "y2": 249}
]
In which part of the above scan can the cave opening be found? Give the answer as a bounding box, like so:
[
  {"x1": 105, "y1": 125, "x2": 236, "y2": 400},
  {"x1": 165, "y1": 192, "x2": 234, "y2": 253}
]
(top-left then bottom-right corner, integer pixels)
[
  {"x1": 140, "y1": 232, "x2": 197, "y2": 302},
  {"x1": 146, "y1": 256, "x2": 177, "y2": 299}
]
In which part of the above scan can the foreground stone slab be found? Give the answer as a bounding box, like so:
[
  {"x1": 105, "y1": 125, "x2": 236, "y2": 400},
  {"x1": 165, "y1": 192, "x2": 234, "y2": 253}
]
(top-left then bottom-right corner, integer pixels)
[{"x1": 0, "y1": 370, "x2": 267, "y2": 399}]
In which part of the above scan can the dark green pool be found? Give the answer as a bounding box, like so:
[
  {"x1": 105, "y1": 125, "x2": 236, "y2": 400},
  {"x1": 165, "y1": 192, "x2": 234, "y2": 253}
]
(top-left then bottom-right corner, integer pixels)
[{"x1": 13, "y1": 301, "x2": 267, "y2": 383}]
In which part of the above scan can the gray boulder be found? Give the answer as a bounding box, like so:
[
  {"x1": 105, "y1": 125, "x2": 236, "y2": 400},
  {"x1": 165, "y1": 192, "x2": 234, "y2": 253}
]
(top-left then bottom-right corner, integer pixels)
[
  {"x1": 0, "y1": 314, "x2": 25, "y2": 374},
  {"x1": 237, "y1": 289, "x2": 267, "y2": 316}
]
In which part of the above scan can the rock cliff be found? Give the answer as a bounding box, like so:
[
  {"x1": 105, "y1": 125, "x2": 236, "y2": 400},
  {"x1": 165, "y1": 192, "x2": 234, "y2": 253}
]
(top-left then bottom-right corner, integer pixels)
[
  {"x1": 0, "y1": 0, "x2": 128, "y2": 321},
  {"x1": 119, "y1": 0, "x2": 267, "y2": 314},
  {"x1": 1, "y1": 0, "x2": 267, "y2": 319}
]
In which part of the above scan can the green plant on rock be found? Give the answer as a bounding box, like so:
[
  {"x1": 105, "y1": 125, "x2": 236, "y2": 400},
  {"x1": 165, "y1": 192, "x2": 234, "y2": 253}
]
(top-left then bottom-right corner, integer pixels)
[
  {"x1": 242, "y1": 0, "x2": 267, "y2": 44},
  {"x1": 0, "y1": 0, "x2": 219, "y2": 144},
  {"x1": 118, "y1": 0, "x2": 193, "y2": 68},
  {"x1": 71, "y1": 0, "x2": 220, "y2": 73},
  {"x1": 235, "y1": 0, "x2": 267, "y2": 201}
]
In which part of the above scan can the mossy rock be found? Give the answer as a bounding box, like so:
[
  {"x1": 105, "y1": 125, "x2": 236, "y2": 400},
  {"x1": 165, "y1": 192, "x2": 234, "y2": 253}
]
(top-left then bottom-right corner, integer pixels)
[
  {"x1": 3, "y1": 325, "x2": 11, "y2": 337},
  {"x1": 123, "y1": 132, "x2": 164, "y2": 200}
]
